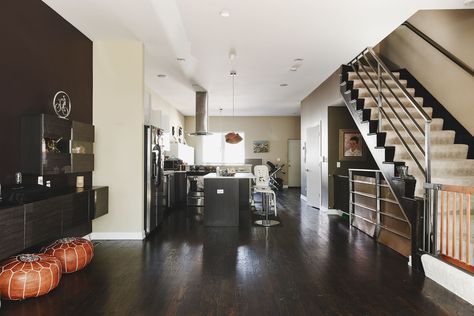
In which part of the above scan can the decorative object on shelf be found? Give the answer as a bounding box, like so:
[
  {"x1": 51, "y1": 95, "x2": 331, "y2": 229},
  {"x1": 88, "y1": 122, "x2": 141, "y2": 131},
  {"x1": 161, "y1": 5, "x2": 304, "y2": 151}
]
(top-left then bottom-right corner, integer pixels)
[
  {"x1": 0, "y1": 254, "x2": 62, "y2": 300},
  {"x1": 225, "y1": 70, "x2": 243, "y2": 144},
  {"x1": 76, "y1": 176, "x2": 84, "y2": 188},
  {"x1": 338, "y1": 129, "x2": 366, "y2": 161},
  {"x1": 43, "y1": 237, "x2": 94, "y2": 273},
  {"x1": 53, "y1": 91, "x2": 71, "y2": 119},
  {"x1": 396, "y1": 165, "x2": 414, "y2": 179},
  {"x1": 253, "y1": 140, "x2": 270, "y2": 153}
]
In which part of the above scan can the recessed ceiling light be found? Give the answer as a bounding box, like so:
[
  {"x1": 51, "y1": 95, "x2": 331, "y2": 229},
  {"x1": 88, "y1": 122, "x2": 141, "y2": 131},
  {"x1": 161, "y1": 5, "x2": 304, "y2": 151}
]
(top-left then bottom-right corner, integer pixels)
[
  {"x1": 294, "y1": 58, "x2": 304, "y2": 62},
  {"x1": 177, "y1": 57, "x2": 186, "y2": 62},
  {"x1": 280, "y1": 83, "x2": 288, "y2": 87},
  {"x1": 289, "y1": 66, "x2": 298, "y2": 72},
  {"x1": 219, "y1": 10, "x2": 230, "y2": 17},
  {"x1": 157, "y1": 74, "x2": 167, "y2": 78}
]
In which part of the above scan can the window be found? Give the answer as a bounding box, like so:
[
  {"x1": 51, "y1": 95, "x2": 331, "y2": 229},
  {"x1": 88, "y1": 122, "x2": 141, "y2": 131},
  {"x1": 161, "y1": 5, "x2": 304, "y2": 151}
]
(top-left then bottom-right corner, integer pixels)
[{"x1": 202, "y1": 132, "x2": 245, "y2": 164}]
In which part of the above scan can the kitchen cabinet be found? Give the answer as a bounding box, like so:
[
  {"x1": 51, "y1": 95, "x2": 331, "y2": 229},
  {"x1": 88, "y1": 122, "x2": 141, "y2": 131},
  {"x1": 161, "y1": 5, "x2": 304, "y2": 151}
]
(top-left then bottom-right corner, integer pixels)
[
  {"x1": 0, "y1": 206, "x2": 25, "y2": 259},
  {"x1": 24, "y1": 196, "x2": 64, "y2": 248},
  {"x1": 62, "y1": 192, "x2": 90, "y2": 237}
]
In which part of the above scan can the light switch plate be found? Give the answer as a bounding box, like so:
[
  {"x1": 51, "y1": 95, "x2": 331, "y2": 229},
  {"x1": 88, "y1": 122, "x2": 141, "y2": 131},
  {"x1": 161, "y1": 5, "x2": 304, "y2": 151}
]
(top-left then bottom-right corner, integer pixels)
[
  {"x1": 217, "y1": 189, "x2": 224, "y2": 194},
  {"x1": 337, "y1": 162, "x2": 341, "y2": 168}
]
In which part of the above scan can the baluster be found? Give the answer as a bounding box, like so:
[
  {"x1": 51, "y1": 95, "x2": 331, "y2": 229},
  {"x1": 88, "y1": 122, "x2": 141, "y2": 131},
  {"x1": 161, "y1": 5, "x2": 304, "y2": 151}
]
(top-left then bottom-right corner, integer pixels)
[
  {"x1": 446, "y1": 192, "x2": 450, "y2": 257},
  {"x1": 467, "y1": 194, "x2": 471, "y2": 266},
  {"x1": 452, "y1": 192, "x2": 456, "y2": 258},
  {"x1": 440, "y1": 190, "x2": 445, "y2": 255},
  {"x1": 460, "y1": 193, "x2": 464, "y2": 263}
]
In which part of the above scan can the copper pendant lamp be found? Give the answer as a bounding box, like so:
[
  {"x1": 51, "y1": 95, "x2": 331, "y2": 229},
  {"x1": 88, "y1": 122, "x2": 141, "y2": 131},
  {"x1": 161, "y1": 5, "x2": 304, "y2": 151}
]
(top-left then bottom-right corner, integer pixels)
[{"x1": 225, "y1": 70, "x2": 242, "y2": 144}]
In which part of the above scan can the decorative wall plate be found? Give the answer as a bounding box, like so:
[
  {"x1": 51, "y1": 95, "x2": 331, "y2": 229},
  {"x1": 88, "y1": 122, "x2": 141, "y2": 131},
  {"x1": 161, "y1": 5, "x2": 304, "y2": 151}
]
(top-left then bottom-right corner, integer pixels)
[{"x1": 53, "y1": 91, "x2": 71, "y2": 118}]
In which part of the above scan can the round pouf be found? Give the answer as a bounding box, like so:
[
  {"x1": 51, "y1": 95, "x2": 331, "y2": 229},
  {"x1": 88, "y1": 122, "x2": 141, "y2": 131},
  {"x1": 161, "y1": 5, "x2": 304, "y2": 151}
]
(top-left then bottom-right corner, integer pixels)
[
  {"x1": 0, "y1": 254, "x2": 62, "y2": 300},
  {"x1": 43, "y1": 237, "x2": 94, "y2": 274}
]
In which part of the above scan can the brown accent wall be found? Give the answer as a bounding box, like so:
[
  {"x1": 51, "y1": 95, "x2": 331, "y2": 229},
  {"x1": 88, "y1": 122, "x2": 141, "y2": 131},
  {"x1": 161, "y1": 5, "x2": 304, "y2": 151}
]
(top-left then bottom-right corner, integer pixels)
[{"x1": 0, "y1": 0, "x2": 92, "y2": 184}]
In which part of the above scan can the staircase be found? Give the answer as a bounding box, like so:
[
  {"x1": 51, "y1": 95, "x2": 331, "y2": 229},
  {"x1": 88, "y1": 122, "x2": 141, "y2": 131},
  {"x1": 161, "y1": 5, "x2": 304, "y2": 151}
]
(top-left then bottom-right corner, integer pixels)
[{"x1": 340, "y1": 47, "x2": 474, "y2": 270}]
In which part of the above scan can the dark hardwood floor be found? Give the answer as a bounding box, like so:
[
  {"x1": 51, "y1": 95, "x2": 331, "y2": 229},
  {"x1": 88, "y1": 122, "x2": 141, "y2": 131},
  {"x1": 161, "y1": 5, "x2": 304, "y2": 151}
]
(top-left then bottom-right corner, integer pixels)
[{"x1": 2, "y1": 188, "x2": 473, "y2": 315}]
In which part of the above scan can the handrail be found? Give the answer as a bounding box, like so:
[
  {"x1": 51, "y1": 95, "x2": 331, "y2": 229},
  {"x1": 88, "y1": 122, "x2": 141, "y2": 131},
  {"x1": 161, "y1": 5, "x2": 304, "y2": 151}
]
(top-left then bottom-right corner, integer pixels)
[{"x1": 402, "y1": 22, "x2": 474, "y2": 77}]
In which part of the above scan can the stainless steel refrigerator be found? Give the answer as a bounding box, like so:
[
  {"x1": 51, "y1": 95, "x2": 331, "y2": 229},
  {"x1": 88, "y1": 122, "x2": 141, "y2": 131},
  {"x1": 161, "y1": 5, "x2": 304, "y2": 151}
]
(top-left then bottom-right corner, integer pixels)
[{"x1": 144, "y1": 125, "x2": 166, "y2": 235}]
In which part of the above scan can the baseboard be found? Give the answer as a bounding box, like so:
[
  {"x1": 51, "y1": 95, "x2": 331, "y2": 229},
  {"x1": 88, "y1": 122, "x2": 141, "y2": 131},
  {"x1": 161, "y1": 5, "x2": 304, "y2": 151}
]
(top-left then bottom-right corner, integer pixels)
[
  {"x1": 421, "y1": 254, "x2": 474, "y2": 305},
  {"x1": 300, "y1": 194, "x2": 307, "y2": 201},
  {"x1": 320, "y1": 207, "x2": 342, "y2": 216},
  {"x1": 89, "y1": 231, "x2": 146, "y2": 240}
]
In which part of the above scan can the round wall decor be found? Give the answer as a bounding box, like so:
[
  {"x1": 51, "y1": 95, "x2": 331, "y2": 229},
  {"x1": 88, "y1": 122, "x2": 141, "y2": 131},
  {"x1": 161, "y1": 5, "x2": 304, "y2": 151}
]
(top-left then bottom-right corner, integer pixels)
[{"x1": 53, "y1": 91, "x2": 71, "y2": 118}]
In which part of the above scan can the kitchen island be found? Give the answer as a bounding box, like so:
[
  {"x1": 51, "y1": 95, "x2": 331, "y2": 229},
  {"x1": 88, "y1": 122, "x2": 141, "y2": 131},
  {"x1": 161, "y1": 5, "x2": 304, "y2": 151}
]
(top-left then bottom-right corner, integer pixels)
[{"x1": 203, "y1": 173, "x2": 255, "y2": 227}]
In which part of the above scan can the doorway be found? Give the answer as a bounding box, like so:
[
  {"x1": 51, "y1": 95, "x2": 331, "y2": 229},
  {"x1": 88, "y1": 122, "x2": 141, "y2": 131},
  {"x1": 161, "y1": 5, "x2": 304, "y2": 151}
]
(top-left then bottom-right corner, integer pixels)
[
  {"x1": 306, "y1": 125, "x2": 321, "y2": 208},
  {"x1": 287, "y1": 139, "x2": 301, "y2": 187}
]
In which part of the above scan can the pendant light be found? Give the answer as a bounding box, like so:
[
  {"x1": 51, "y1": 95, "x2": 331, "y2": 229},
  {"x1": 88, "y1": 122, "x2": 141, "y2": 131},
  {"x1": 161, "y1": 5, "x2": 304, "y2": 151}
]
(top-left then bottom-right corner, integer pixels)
[{"x1": 225, "y1": 70, "x2": 243, "y2": 144}]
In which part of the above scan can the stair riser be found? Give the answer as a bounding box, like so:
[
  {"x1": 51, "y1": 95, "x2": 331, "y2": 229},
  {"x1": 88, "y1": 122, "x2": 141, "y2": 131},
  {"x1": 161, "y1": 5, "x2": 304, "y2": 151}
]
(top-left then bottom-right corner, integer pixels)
[
  {"x1": 394, "y1": 149, "x2": 469, "y2": 160},
  {"x1": 369, "y1": 107, "x2": 433, "y2": 120},
  {"x1": 353, "y1": 80, "x2": 408, "y2": 89},
  {"x1": 348, "y1": 72, "x2": 400, "y2": 81},
  {"x1": 381, "y1": 120, "x2": 443, "y2": 132},
  {"x1": 357, "y1": 88, "x2": 416, "y2": 98},
  {"x1": 385, "y1": 133, "x2": 455, "y2": 146},
  {"x1": 364, "y1": 97, "x2": 425, "y2": 108}
]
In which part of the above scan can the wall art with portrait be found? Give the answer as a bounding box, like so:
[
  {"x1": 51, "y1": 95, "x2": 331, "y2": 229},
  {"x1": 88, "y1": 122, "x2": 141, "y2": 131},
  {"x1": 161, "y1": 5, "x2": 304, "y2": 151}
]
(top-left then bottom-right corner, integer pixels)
[{"x1": 338, "y1": 129, "x2": 366, "y2": 161}]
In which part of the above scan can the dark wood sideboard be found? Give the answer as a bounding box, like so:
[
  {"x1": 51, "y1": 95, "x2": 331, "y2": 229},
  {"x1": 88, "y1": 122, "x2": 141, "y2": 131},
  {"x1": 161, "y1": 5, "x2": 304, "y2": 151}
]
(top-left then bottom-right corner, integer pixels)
[{"x1": 0, "y1": 187, "x2": 108, "y2": 261}]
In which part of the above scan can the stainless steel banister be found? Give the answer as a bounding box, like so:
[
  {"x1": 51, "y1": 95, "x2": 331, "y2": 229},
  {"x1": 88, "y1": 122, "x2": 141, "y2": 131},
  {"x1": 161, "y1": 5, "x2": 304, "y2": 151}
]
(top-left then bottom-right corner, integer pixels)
[{"x1": 366, "y1": 48, "x2": 432, "y2": 123}]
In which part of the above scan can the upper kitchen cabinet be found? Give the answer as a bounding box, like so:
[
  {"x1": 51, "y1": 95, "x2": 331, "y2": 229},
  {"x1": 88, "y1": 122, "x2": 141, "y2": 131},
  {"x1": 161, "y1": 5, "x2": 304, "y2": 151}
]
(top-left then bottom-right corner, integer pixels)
[{"x1": 21, "y1": 114, "x2": 95, "y2": 175}]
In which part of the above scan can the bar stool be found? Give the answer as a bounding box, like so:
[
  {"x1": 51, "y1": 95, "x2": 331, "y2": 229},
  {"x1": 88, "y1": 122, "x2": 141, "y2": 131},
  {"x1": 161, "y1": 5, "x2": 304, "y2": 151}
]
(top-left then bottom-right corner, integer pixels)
[{"x1": 253, "y1": 165, "x2": 279, "y2": 227}]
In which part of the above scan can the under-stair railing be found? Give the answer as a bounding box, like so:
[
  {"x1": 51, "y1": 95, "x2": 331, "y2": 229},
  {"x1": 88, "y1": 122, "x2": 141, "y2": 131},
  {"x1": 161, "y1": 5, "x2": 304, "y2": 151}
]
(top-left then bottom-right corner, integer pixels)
[
  {"x1": 348, "y1": 47, "x2": 432, "y2": 184},
  {"x1": 425, "y1": 183, "x2": 474, "y2": 273}
]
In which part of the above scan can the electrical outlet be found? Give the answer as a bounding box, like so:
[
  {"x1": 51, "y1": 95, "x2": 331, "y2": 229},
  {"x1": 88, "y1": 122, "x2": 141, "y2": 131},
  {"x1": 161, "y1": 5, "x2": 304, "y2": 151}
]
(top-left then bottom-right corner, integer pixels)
[{"x1": 337, "y1": 162, "x2": 341, "y2": 168}]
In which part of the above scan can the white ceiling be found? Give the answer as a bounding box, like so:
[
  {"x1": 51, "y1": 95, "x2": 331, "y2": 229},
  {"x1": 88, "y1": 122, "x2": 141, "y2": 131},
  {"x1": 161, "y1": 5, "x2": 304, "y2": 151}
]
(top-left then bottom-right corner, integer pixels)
[{"x1": 43, "y1": 0, "x2": 466, "y2": 116}]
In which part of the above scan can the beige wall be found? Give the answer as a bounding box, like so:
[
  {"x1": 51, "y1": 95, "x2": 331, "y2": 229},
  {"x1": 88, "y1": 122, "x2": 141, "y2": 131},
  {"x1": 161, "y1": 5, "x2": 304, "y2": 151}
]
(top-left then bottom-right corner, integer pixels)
[
  {"x1": 300, "y1": 70, "x2": 341, "y2": 207},
  {"x1": 379, "y1": 9, "x2": 474, "y2": 134},
  {"x1": 92, "y1": 41, "x2": 145, "y2": 238},
  {"x1": 145, "y1": 88, "x2": 185, "y2": 133},
  {"x1": 184, "y1": 116, "x2": 300, "y2": 184}
]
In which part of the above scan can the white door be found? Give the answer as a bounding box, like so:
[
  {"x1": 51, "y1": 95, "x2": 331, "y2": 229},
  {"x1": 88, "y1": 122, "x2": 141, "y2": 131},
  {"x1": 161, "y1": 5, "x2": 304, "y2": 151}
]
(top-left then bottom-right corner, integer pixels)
[
  {"x1": 306, "y1": 126, "x2": 321, "y2": 208},
  {"x1": 287, "y1": 140, "x2": 301, "y2": 187}
]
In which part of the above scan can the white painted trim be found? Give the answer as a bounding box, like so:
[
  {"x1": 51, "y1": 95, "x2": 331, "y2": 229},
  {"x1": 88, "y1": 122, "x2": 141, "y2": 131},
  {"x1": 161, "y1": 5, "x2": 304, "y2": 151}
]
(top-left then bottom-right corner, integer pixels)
[
  {"x1": 422, "y1": 254, "x2": 474, "y2": 305},
  {"x1": 319, "y1": 207, "x2": 342, "y2": 215},
  {"x1": 89, "y1": 231, "x2": 146, "y2": 240},
  {"x1": 300, "y1": 194, "x2": 307, "y2": 201}
]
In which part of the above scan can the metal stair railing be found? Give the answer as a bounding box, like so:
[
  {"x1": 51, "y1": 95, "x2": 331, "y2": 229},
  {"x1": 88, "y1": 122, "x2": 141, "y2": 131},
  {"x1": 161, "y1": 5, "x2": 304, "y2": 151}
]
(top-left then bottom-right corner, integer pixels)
[
  {"x1": 347, "y1": 47, "x2": 433, "y2": 254},
  {"x1": 348, "y1": 47, "x2": 432, "y2": 183}
]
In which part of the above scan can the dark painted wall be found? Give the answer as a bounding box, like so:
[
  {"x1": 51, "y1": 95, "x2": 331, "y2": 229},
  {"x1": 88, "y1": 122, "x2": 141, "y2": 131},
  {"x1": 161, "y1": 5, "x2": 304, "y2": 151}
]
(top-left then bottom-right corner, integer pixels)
[
  {"x1": 328, "y1": 106, "x2": 378, "y2": 208},
  {"x1": 0, "y1": 0, "x2": 92, "y2": 185}
]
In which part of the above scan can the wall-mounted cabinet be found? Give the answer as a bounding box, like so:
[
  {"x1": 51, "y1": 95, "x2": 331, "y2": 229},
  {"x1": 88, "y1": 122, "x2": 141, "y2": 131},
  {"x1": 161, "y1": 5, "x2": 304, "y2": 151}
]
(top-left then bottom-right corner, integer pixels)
[{"x1": 21, "y1": 114, "x2": 95, "y2": 175}]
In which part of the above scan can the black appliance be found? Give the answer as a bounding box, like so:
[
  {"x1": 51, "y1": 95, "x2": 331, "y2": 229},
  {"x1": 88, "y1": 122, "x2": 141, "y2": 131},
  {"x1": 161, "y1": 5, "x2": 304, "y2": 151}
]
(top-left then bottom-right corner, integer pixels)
[
  {"x1": 164, "y1": 158, "x2": 185, "y2": 171},
  {"x1": 144, "y1": 125, "x2": 165, "y2": 235}
]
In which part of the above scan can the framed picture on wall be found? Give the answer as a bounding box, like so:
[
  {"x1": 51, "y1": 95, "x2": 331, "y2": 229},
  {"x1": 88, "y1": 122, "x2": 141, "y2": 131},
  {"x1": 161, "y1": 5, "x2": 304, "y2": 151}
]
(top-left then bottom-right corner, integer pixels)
[
  {"x1": 253, "y1": 140, "x2": 269, "y2": 153},
  {"x1": 338, "y1": 129, "x2": 366, "y2": 161}
]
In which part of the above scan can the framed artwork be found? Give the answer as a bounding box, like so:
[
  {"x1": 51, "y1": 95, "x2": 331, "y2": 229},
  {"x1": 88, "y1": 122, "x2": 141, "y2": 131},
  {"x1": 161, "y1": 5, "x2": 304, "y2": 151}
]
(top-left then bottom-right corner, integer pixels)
[
  {"x1": 339, "y1": 129, "x2": 366, "y2": 161},
  {"x1": 253, "y1": 140, "x2": 269, "y2": 153}
]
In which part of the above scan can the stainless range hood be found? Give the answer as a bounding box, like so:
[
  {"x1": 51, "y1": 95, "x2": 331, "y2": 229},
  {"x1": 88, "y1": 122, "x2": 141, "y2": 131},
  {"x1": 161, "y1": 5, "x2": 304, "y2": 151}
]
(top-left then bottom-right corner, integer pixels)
[{"x1": 189, "y1": 91, "x2": 212, "y2": 135}]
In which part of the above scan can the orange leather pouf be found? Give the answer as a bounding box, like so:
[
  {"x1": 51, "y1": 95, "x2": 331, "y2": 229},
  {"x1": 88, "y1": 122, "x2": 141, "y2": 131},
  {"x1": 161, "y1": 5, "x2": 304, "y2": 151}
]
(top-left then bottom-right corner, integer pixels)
[
  {"x1": 0, "y1": 254, "x2": 62, "y2": 300},
  {"x1": 43, "y1": 237, "x2": 94, "y2": 273}
]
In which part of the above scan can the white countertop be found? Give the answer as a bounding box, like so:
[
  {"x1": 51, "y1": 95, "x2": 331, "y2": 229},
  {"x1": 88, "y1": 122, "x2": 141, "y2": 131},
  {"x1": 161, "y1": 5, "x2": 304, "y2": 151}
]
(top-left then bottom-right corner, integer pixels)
[{"x1": 203, "y1": 172, "x2": 255, "y2": 179}]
